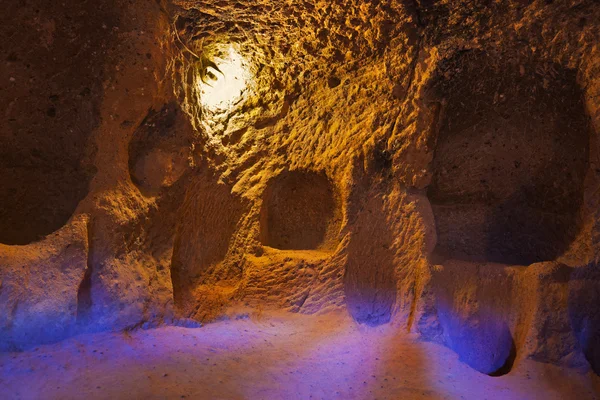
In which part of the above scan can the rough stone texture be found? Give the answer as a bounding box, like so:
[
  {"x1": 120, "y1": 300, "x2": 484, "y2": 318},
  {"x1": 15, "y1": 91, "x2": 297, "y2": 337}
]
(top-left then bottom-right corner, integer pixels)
[
  {"x1": 1, "y1": 0, "x2": 600, "y2": 384},
  {"x1": 569, "y1": 264, "x2": 600, "y2": 375},
  {"x1": 430, "y1": 261, "x2": 518, "y2": 375},
  {"x1": 428, "y1": 52, "x2": 589, "y2": 265},
  {"x1": 170, "y1": 169, "x2": 245, "y2": 320},
  {"x1": 1, "y1": 0, "x2": 186, "y2": 338},
  {"x1": 0, "y1": 0, "x2": 115, "y2": 245},
  {"x1": 344, "y1": 179, "x2": 402, "y2": 327},
  {"x1": 129, "y1": 102, "x2": 194, "y2": 193},
  {"x1": 259, "y1": 170, "x2": 340, "y2": 251},
  {"x1": 0, "y1": 216, "x2": 89, "y2": 350}
]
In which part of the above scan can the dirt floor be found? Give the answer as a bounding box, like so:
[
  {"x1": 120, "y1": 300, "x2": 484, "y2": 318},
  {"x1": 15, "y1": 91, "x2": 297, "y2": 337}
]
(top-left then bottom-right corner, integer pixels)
[{"x1": 1, "y1": 311, "x2": 598, "y2": 400}]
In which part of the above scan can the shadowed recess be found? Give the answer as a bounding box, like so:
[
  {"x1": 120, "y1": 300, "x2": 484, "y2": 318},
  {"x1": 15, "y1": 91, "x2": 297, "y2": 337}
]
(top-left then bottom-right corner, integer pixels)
[
  {"x1": 260, "y1": 170, "x2": 339, "y2": 251},
  {"x1": 0, "y1": 0, "x2": 115, "y2": 244},
  {"x1": 428, "y1": 51, "x2": 590, "y2": 265},
  {"x1": 128, "y1": 103, "x2": 192, "y2": 193}
]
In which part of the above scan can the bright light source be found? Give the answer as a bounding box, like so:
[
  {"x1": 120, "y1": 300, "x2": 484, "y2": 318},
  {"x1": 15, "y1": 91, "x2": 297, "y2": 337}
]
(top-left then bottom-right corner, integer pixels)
[{"x1": 199, "y1": 46, "x2": 250, "y2": 112}]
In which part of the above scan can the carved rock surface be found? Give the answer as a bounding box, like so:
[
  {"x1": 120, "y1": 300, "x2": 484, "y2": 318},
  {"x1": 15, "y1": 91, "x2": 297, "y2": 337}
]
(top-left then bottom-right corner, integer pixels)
[
  {"x1": 0, "y1": 0, "x2": 600, "y2": 383},
  {"x1": 0, "y1": 216, "x2": 88, "y2": 350}
]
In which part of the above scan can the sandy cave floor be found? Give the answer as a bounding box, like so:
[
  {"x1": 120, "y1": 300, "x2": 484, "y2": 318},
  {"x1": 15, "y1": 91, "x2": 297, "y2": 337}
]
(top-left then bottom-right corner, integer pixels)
[{"x1": 1, "y1": 312, "x2": 599, "y2": 400}]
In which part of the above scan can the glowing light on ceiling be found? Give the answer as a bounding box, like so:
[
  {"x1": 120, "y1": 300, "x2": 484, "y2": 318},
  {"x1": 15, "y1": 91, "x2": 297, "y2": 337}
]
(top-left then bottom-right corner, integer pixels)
[{"x1": 199, "y1": 46, "x2": 250, "y2": 112}]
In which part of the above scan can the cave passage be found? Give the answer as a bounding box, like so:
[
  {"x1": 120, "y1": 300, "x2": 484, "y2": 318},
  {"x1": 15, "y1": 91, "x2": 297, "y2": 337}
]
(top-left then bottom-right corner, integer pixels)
[
  {"x1": 428, "y1": 53, "x2": 590, "y2": 265},
  {"x1": 2, "y1": 1, "x2": 600, "y2": 399}
]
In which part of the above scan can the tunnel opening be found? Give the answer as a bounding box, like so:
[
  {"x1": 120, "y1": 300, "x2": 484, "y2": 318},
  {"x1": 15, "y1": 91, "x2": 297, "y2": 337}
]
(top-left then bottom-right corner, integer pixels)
[
  {"x1": 0, "y1": 0, "x2": 111, "y2": 245},
  {"x1": 0, "y1": 168, "x2": 93, "y2": 245},
  {"x1": 259, "y1": 170, "x2": 339, "y2": 251},
  {"x1": 428, "y1": 52, "x2": 590, "y2": 265},
  {"x1": 488, "y1": 340, "x2": 517, "y2": 377}
]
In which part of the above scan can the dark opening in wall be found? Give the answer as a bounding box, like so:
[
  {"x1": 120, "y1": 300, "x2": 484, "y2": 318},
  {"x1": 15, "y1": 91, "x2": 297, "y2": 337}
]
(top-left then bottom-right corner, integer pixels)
[
  {"x1": 260, "y1": 170, "x2": 339, "y2": 251},
  {"x1": 428, "y1": 52, "x2": 589, "y2": 265},
  {"x1": 0, "y1": 0, "x2": 116, "y2": 245},
  {"x1": 0, "y1": 168, "x2": 93, "y2": 245}
]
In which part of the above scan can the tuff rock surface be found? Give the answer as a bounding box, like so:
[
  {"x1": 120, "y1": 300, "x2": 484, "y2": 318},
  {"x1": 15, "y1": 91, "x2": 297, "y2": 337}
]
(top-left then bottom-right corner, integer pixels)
[{"x1": 1, "y1": 0, "x2": 600, "y2": 377}]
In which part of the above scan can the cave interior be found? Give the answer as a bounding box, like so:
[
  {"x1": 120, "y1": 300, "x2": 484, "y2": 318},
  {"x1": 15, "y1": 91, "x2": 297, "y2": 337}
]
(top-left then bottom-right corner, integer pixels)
[{"x1": 1, "y1": 0, "x2": 600, "y2": 399}]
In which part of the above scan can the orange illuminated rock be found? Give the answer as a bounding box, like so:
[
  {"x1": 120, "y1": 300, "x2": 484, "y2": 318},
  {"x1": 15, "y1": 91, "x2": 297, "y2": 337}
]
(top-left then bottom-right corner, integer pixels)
[{"x1": 0, "y1": 0, "x2": 599, "y2": 385}]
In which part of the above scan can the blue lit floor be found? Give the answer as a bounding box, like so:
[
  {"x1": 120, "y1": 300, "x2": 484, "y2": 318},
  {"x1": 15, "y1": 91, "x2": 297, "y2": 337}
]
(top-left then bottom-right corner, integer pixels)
[{"x1": 1, "y1": 312, "x2": 598, "y2": 400}]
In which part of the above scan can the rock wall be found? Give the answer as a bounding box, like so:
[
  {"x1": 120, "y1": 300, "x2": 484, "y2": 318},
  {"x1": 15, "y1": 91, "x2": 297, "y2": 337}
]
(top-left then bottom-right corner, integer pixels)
[{"x1": 1, "y1": 0, "x2": 600, "y2": 377}]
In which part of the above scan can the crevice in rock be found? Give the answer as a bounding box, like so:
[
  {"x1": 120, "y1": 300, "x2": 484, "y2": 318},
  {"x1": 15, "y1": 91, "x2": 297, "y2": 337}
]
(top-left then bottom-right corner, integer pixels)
[
  {"x1": 76, "y1": 218, "x2": 94, "y2": 325},
  {"x1": 297, "y1": 288, "x2": 311, "y2": 310},
  {"x1": 406, "y1": 276, "x2": 421, "y2": 332},
  {"x1": 488, "y1": 340, "x2": 517, "y2": 377}
]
